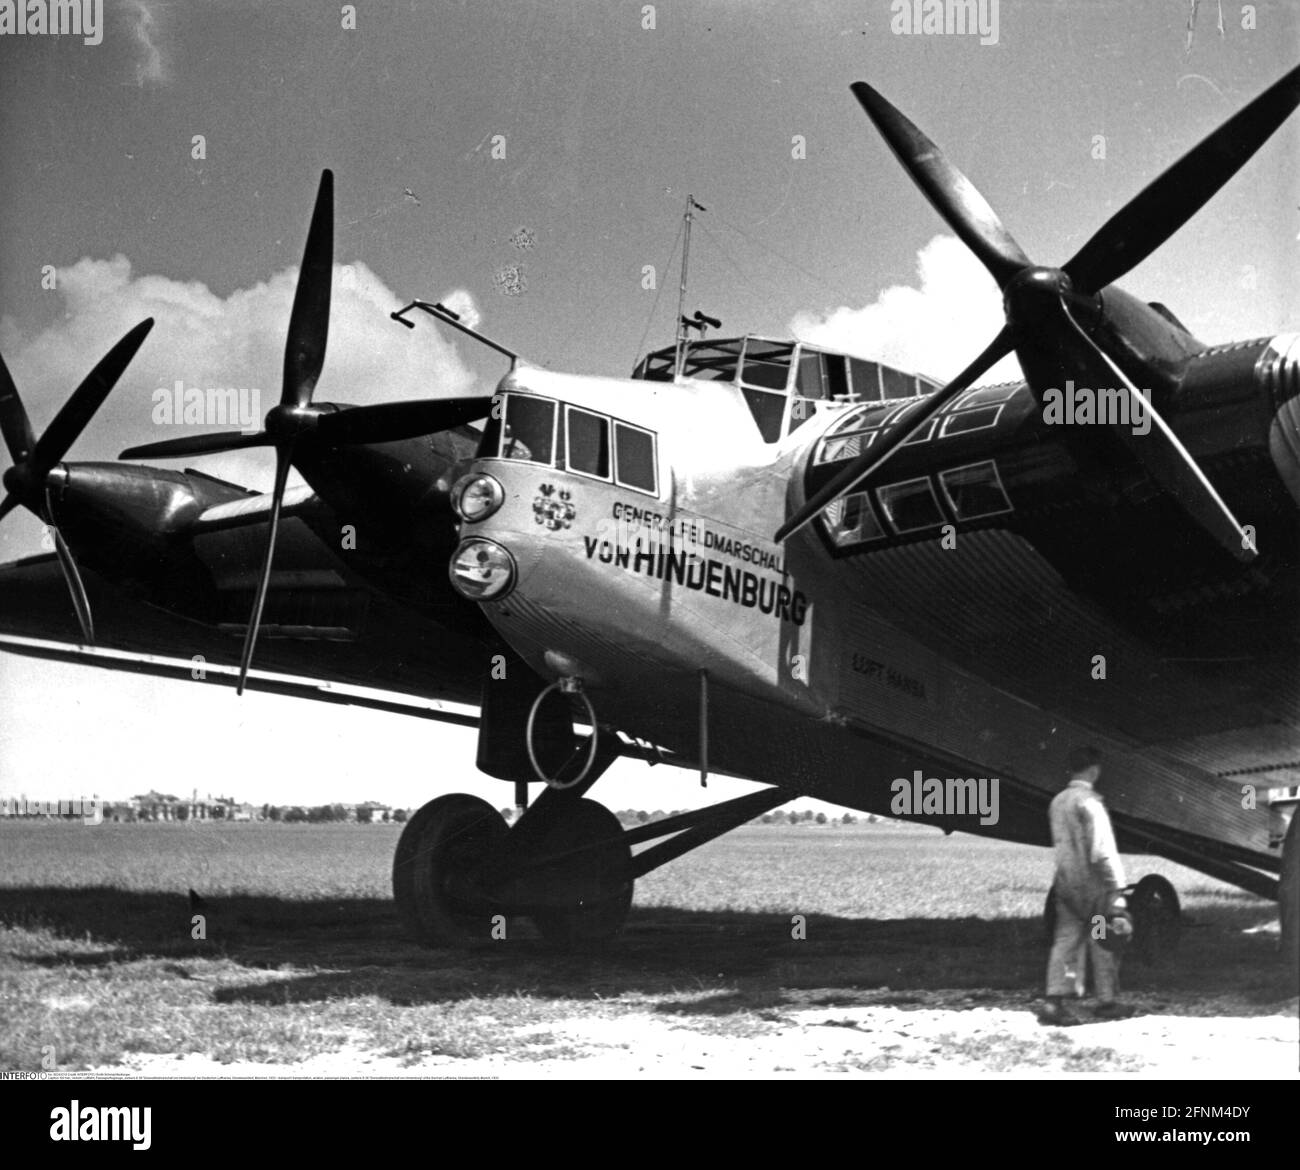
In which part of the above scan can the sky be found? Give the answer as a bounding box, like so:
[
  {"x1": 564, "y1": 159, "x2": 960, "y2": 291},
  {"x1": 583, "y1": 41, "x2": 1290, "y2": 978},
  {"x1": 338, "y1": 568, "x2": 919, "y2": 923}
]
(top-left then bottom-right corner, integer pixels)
[{"x1": 1, "y1": 0, "x2": 1298, "y2": 810}]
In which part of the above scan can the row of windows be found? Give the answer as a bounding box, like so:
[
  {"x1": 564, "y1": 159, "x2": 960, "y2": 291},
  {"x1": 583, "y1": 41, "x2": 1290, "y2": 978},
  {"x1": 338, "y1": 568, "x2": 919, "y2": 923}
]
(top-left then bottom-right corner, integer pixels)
[
  {"x1": 634, "y1": 338, "x2": 938, "y2": 404},
  {"x1": 821, "y1": 460, "x2": 1014, "y2": 548},
  {"x1": 482, "y1": 393, "x2": 659, "y2": 495},
  {"x1": 633, "y1": 337, "x2": 938, "y2": 445},
  {"x1": 814, "y1": 383, "x2": 1023, "y2": 466}
]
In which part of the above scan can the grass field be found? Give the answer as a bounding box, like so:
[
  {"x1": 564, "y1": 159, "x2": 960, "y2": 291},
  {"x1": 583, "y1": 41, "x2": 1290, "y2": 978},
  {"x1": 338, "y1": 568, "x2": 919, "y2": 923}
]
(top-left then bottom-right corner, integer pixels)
[{"x1": 0, "y1": 819, "x2": 1293, "y2": 1076}]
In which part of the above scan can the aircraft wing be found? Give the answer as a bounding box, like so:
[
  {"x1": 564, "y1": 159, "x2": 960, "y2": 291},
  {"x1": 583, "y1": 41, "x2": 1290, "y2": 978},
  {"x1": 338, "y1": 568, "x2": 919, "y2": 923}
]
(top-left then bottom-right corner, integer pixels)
[{"x1": 0, "y1": 551, "x2": 489, "y2": 716}]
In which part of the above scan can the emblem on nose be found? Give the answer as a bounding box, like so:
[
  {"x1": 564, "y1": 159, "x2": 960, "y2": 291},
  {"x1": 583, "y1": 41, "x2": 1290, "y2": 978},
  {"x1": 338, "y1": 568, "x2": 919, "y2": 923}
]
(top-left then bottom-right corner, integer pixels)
[{"x1": 533, "y1": 483, "x2": 576, "y2": 531}]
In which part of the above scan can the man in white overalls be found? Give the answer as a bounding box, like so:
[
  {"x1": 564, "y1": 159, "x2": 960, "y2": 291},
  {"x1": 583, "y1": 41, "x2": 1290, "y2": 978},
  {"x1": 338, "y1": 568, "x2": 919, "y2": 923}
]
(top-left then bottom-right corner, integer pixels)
[{"x1": 1041, "y1": 746, "x2": 1132, "y2": 1025}]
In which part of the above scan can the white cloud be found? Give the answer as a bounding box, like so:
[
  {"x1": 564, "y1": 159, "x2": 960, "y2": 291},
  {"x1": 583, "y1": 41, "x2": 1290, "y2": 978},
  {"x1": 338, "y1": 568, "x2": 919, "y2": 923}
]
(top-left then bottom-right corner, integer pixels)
[
  {"x1": 438, "y1": 288, "x2": 482, "y2": 331},
  {"x1": 789, "y1": 234, "x2": 1023, "y2": 386}
]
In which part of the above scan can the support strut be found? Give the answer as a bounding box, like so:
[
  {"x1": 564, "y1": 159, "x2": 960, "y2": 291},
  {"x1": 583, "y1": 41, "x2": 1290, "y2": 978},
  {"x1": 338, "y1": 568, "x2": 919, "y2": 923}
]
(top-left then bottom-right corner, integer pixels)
[{"x1": 628, "y1": 788, "x2": 793, "y2": 879}]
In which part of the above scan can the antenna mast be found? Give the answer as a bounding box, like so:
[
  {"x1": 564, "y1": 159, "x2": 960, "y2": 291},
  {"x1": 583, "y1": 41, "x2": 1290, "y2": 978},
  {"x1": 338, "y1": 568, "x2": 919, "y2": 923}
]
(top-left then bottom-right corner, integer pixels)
[{"x1": 673, "y1": 195, "x2": 705, "y2": 380}]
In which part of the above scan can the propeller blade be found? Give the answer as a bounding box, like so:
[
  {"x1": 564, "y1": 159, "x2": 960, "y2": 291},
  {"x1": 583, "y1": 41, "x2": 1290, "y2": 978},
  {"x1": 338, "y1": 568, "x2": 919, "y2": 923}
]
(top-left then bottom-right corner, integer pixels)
[
  {"x1": 313, "y1": 397, "x2": 492, "y2": 445},
  {"x1": 1064, "y1": 62, "x2": 1300, "y2": 295},
  {"x1": 850, "y1": 82, "x2": 1032, "y2": 290},
  {"x1": 29, "y1": 319, "x2": 155, "y2": 480},
  {"x1": 775, "y1": 326, "x2": 1015, "y2": 542},
  {"x1": 236, "y1": 445, "x2": 293, "y2": 695},
  {"x1": 1055, "y1": 302, "x2": 1256, "y2": 562},
  {"x1": 119, "y1": 430, "x2": 272, "y2": 461},
  {"x1": 50, "y1": 519, "x2": 95, "y2": 644},
  {"x1": 0, "y1": 352, "x2": 35, "y2": 465},
  {"x1": 282, "y1": 170, "x2": 333, "y2": 410},
  {"x1": 0, "y1": 492, "x2": 19, "y2": 525}
]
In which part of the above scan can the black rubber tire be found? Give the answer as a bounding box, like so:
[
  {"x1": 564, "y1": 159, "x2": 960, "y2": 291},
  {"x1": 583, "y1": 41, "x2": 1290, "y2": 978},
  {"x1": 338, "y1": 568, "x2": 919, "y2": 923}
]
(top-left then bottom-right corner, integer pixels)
[
  {"x1": 392, "y1": 794, "x2": 508, "y2": 948},
  {"x1": 1129, "y1": 874, "x2": 1181, "y2": 962},
  {"x1": 531, "y1": 800, "x2": 633, "y2": 947},
  {"x1": 1280, "y1": 809, "x2": 1299, "y2": 985}
]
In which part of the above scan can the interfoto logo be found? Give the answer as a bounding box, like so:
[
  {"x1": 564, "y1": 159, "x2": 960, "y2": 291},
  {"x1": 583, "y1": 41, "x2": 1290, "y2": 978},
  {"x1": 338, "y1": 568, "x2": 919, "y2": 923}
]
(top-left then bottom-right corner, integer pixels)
[
  {"x1": 890, "y1": 0, "x2": 999, "y2": 46},
  {"x1": 0, "y1": 0, "x2": 103, "y2": 46},
  {"x1": 151, "y1": 382, "x2": 262, "y2": 433}
]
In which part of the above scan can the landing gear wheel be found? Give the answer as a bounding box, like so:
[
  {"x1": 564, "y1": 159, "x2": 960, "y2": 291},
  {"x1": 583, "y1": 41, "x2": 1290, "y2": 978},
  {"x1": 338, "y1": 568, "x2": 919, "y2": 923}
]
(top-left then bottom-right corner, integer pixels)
[
  {"x1": 531, "y1": 800, "x2": 633, "y2": 947},
  {"x1": 393, "y1": 794, "x2": 508, "y2": 948},
  {"x1": 1129, "y1": 874, "x2": 1181, "y2": 962},
  {"x1": 1281, "y1": 809, "x2": 1299, "y2": 984}
]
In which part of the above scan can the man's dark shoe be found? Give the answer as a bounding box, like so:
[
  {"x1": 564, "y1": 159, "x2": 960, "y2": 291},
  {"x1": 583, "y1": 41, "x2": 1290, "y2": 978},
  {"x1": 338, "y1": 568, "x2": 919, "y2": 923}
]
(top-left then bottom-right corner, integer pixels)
[
  {"x1": 1093, "y1": 1000, "x2": 1137, "y2": 1020},
  {"x1": 1039, "y1": 999, "x2": 1082, "y2": 1026}
]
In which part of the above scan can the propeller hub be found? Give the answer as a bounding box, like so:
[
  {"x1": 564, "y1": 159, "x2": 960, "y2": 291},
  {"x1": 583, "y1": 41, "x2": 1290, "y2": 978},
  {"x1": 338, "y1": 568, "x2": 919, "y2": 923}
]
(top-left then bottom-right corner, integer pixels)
[
  {"x1": 2, "y1": 462, "x2": 31, "y2": 499},
  {"x1": 265, "y1": 404, "x2": 321, "y2": 442},
  {"x1": 1003, "y1": 265, "x2": 1073, "y2": 327}
]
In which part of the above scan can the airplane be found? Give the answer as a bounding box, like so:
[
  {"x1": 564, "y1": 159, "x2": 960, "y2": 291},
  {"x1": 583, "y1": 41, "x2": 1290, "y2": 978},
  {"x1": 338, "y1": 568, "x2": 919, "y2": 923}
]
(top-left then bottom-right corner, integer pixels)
[{"x1": 1, "y1": 64, "x2": 1298, "y2": 971}]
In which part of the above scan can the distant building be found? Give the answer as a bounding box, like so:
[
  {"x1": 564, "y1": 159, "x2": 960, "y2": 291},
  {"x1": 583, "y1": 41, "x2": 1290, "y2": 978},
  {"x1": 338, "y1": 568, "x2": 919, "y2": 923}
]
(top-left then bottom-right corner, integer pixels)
[
  {"x1": 130, "y1": 791, "x2": 182, "y2": 821},
  {"x1": 127, "y1": 790, "x2": 260, "y2": 821}
]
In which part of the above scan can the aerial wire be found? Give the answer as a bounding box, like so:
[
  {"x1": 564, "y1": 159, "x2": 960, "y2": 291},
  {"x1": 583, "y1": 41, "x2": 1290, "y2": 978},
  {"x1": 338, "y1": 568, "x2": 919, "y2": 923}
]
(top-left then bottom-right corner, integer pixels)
[
  {"x1": 709, "y1": 209, "x2": 862, "y2": 305},
  {"x1": 631, "y1": 214, "x2": 684, "y2": 369}
]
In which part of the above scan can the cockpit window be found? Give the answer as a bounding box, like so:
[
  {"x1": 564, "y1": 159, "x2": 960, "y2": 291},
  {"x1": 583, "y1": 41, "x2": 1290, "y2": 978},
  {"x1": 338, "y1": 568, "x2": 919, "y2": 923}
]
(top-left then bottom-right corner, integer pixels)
[
  {"x1": 741, "y1": 389, "x2": 787, "y2": 443},
  {"x1": 502, "y1": 394, "x2": 556, "y2": 464},
  {"x1": 630, "y1": 336, "x2": 934, "y2": 447},
  {"x1": 566, "y1": 406, "x2": 611, "y2": 479},
  {"x1": 848, "y1": 358, "x2": 883, "y2": 402},
  {"x1": 614, "y1": 422, "x2": 657, "y2": 493},
  {"x1": 740, "y1": 339, "x2": 794, "y2": 391},
  {"x1": 881, "y1": 365, "x2": 921, "y2": 400}
]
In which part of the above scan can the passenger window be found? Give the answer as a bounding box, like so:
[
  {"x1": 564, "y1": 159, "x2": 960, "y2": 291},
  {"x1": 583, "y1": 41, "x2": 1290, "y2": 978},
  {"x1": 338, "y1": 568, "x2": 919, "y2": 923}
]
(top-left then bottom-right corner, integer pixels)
[
  {"x1": 876, "y1": 477, "x2": 944, "y2": 533},
  {"x1": 826, "y1": 491, "x2": 886, "y2": 546},
  {"x1": 502, "y1": 395, "x2": 555, "y2": 464},
  {"x1": 566, "y1": 407, "x2": 610, "y2": 478},
  {"x1": 938, "y1": 461, "x2": 1013, "y2": 519},
  {"x1": 614, "y1": 422, "x2": 657, "y2": 493}
]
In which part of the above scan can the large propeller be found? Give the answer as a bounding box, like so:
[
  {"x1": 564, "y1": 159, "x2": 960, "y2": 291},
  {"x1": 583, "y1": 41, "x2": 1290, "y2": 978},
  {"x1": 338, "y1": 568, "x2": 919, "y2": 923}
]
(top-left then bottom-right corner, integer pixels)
[
  {"x1": 118, "y1": 170, "x2": 490, "y2": 692},
  {"x1": 777, "y1": 64, "x2": 1300, "y2": 550},
  {"x1": 0, "y1": 318, "x2": 156, "y2": 642}
]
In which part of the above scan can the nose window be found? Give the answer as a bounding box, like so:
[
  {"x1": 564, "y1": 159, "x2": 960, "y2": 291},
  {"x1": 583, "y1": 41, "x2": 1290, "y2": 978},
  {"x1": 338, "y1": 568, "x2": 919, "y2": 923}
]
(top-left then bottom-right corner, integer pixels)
[{"x1": 501, "y1": 394, "x2": 556, "y2": 464}]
